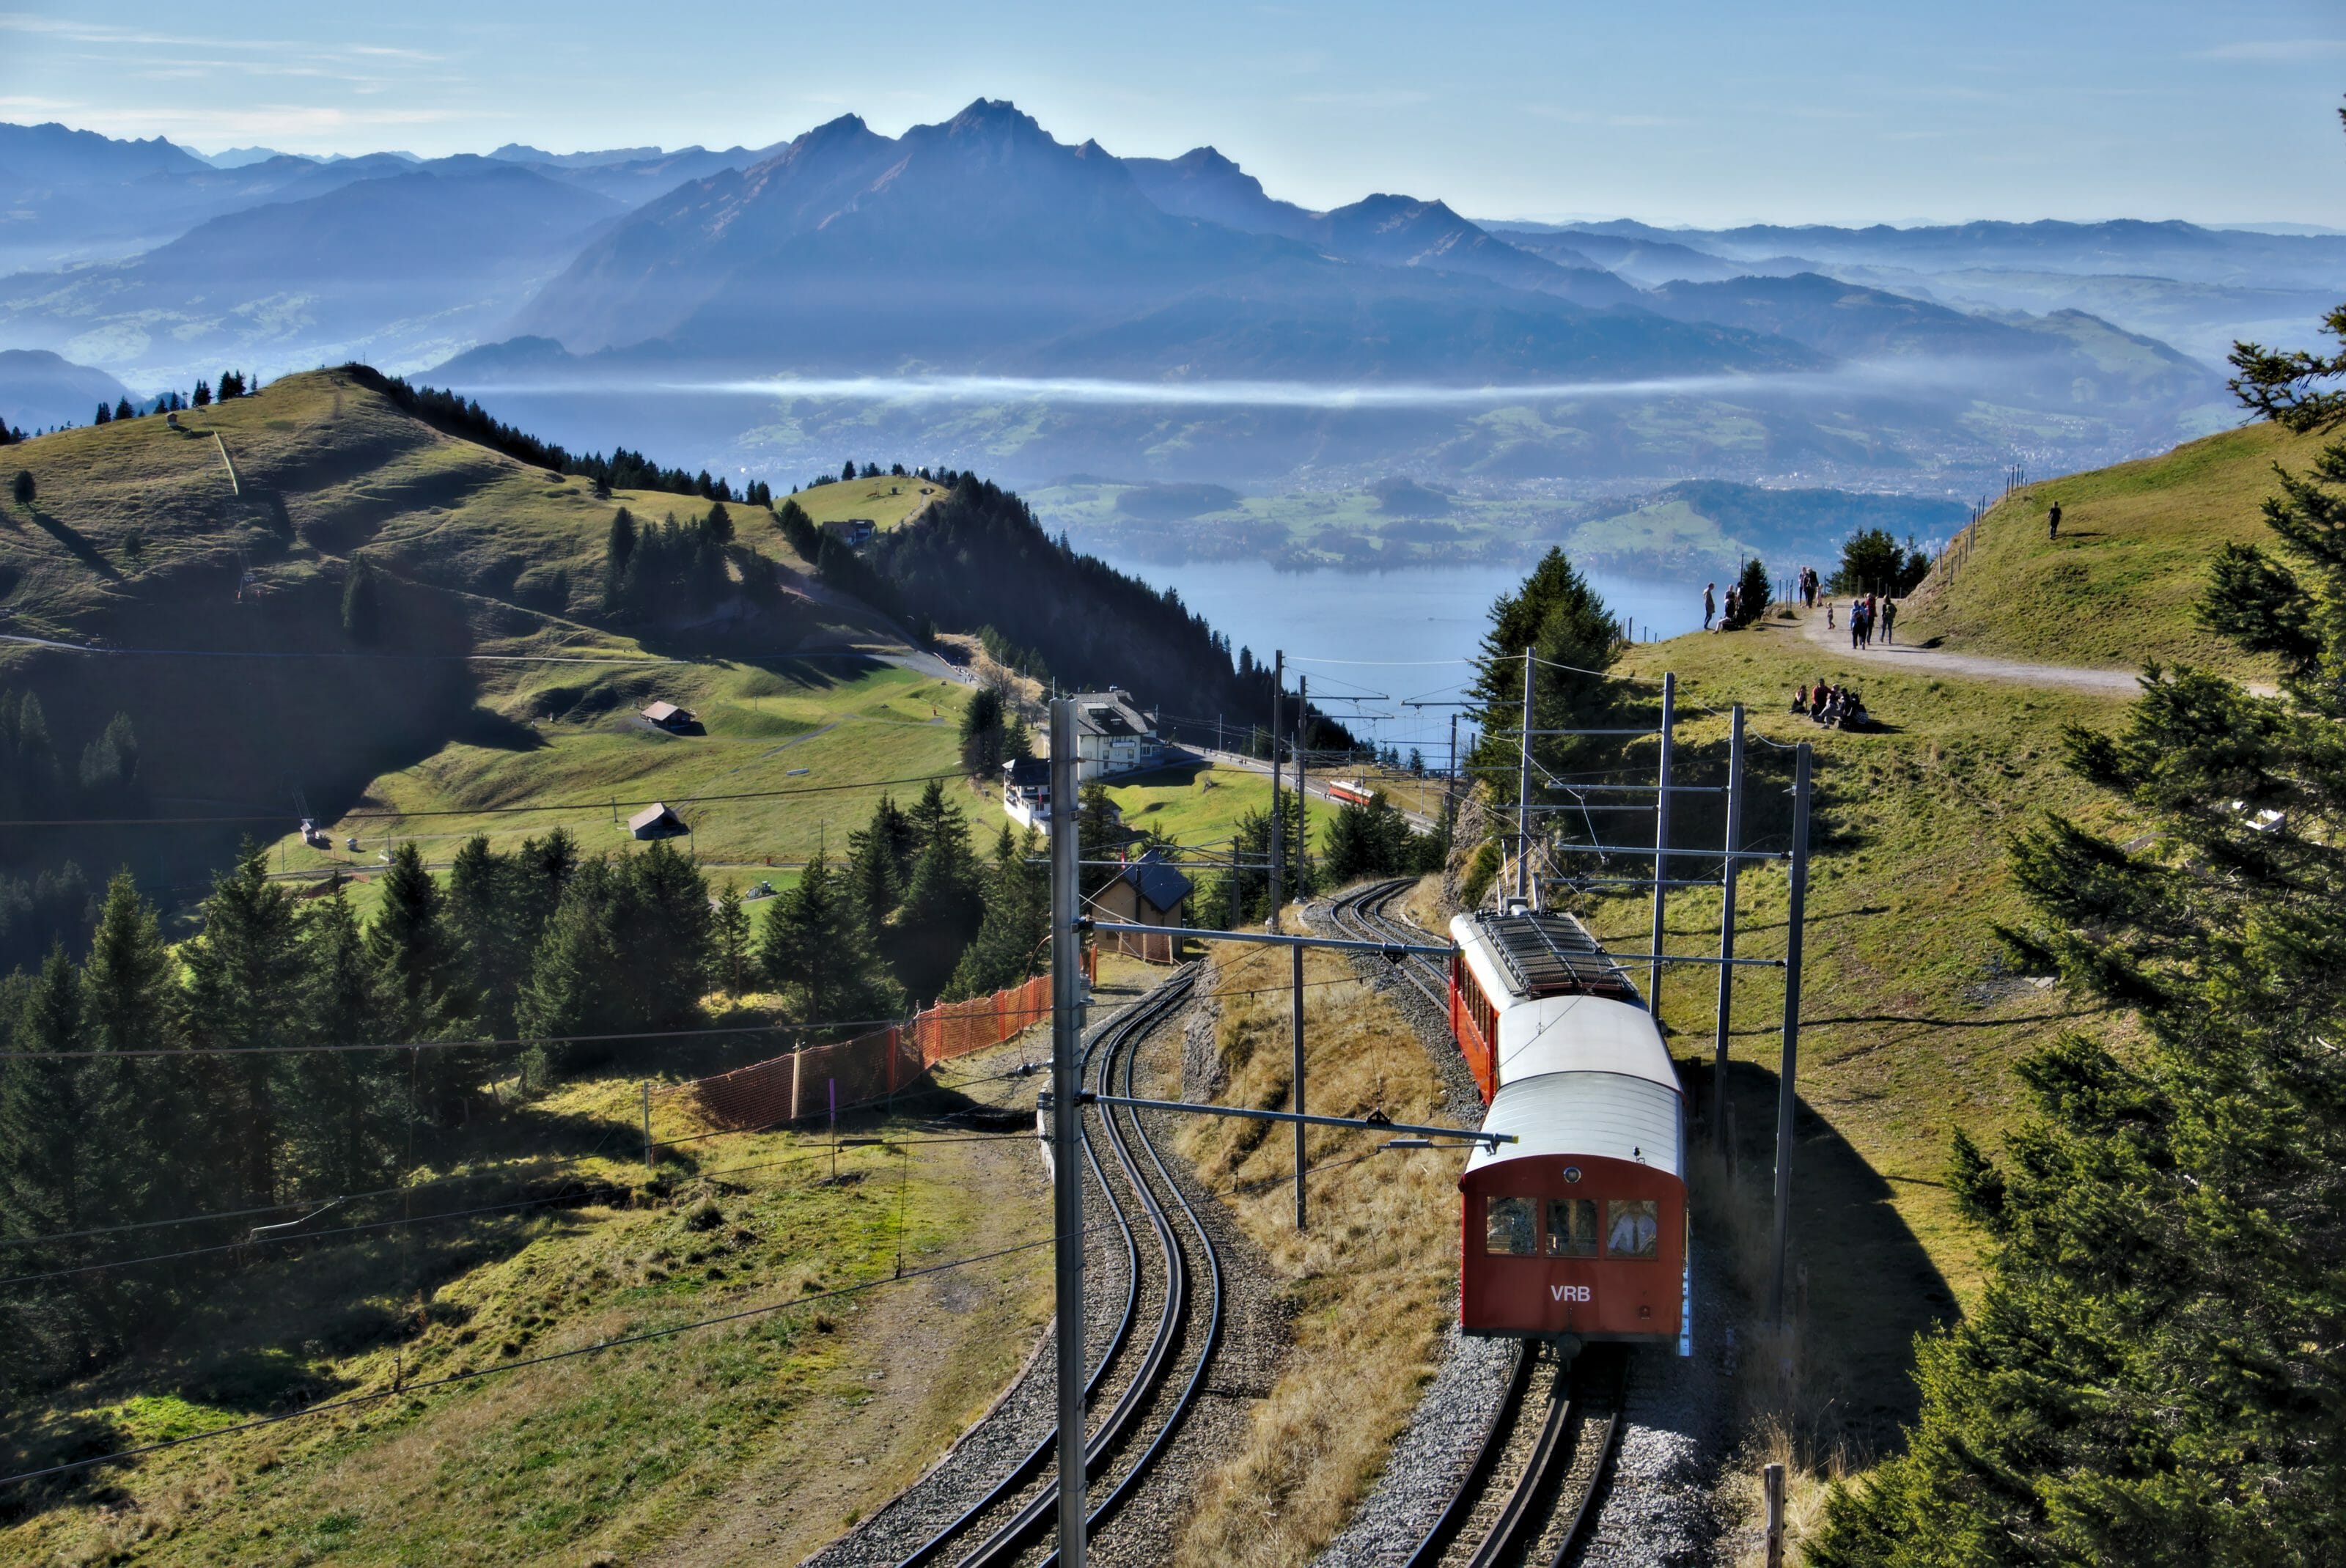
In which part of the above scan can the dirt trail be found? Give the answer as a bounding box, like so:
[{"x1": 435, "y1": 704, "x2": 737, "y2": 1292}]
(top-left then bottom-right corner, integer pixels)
[{"x1": 1793, "y1": 603, "x2": 2143, "y2": 695}]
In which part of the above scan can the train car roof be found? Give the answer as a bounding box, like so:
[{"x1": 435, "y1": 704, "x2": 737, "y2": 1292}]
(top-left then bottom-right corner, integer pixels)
[
  {"x1": 1465, "y1": 1069, "x2": 1685, "y2": 1178},
  {"x1": 1449, "y1": 910, "x2": 1641, "y2": 1006},
  {"x1": 1495, "y1": 993, "x2": 1679, "y2": 1094}
]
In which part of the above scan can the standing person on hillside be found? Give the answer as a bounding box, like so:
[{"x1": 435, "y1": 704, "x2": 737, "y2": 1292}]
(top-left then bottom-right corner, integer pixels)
[
  {"x1": 1850, "y1": 600, "x2": 1864, "y2": 649},
  {"x1": 2048, "y1": 500, "x2": 2062, "y2": 540},
  {"x1": 1825, "y1": 598, "x2": 1835, "y2": 631},
  {"x1": 1703, "y1": 582, "x2": 1717, "y2": 630},
  {"x1": 1881, "y1": 597, "x2": 1898, "y2": 645}
]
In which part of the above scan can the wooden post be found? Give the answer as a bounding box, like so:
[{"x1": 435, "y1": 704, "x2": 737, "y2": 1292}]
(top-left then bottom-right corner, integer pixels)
[
  {"x1": 1268, "y1": 650, "x2": 1284, "y2": 932},
  {"x1": 1648, "y1": 671, "x2": 1677, "y2": 1020},
  {"x1": 641, "y1": 1081, "x2": 653, "y2": 1171},
  {"x1": 1712, "y1": 704, "x2": 1745, "y2": 1153},
  {"x1": 1764, "y1": 1462, "x2": 1786, "y2": 1568}
]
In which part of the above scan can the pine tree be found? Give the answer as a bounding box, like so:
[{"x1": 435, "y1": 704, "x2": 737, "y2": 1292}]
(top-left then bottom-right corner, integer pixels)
[
  {"x1": 1727, "y1": 555, "x2": 1772, "y2": 629},
  {"x1": 710, "y1": 884, "x2": 751, "y2": 996},
  {"x1": 293, "y1": 889, "x2": 396, "y2": 1193},
  {"x1": 11, "y1": 468, "x2": 32, "y2": 505},
  {"x1": 1814, "y1": 254, "x2": 2346, "y2": 1564},
  {"x1": 113, "y1": 398, "x2": 133, "y2": 422},
  {"x1": 894, "y1": 781, "x2": 985, "y2": 1001},
  {"x1": 0, "y1": 949, "x2": 87, "y2": 1240},
  {"x1": 944, "y1": 826, "x2": 1047, "y2": 999},
  {"x1": 93, "y1": 402, "x2": 111, "y2": 425},
  {"x1": 618, "y1": 841, "x2": 712, "y2": 1028},
  {"x1": 603, "y1": 507, "x2": 636, "y2": 611},
  {"x1": 1076, "y1": 781, "x2": 1123, "y2": 895},
  {"x1": 845, "y1": 793, "x2": 915, "y2": 931},
  {"x1": 342, "y1": 556, "x2": 380, "y2": 643},
  {"x1": 756, "y1": 851, "x2": 900, "y2": 1031},
  {"x1": 191, "y1": 379, "x2": 210, "y2": 408},
  {"x1": 699, "y1": 501, "x2": 733, "y2": 545},
  {"x1": 1464, "y1": 548, "x2": 1626, "y2": 836},
  {"x1": 78, "y1": 872, "x2": 170, "y2": 1221},
  {"x1": 959, "y1": 685, "x2": 1007, "y2": 775},
  {"x1": 368, "y1": 842, "x2": 455, "y2": 1037},
  {"x1": 180, "y1": 847, "x2": 305, "y2": 1204},
  {"x1": 447, "y1": 836, "x2": 525, "y2": 1034},
  {"x1": 515, "y1": 858, "x2": 622, "y2": 1062}
]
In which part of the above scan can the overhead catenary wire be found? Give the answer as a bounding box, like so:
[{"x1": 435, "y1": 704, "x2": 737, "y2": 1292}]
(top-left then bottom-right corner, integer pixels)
[{"x1": 0, "y1": 1219, "x2": 1133, "y2": 1491}]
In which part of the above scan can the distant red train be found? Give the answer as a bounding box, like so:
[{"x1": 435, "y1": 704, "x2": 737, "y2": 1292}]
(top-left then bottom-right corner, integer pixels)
[
  {"x1": 1449, "y1": 908, "x2": 1689, "y2": 1352},
  {"x1": 1325, "y1": 779, "x2": 1378, "y2": 807}
]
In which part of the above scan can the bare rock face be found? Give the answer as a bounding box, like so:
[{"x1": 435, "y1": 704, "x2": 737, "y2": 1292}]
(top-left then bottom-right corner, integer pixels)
[
  {"x1": 1440, "y1": 782, "x2": 1493, "y2": 916},
  {"x1": 1181, "y1": 986, "x2": 1226, "y2": 1101}
]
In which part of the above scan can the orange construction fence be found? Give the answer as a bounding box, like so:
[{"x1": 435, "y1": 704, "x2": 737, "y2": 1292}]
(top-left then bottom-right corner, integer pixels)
[{"x1": 672, "y1": 951, "x2": 1091, "y2": 1133}]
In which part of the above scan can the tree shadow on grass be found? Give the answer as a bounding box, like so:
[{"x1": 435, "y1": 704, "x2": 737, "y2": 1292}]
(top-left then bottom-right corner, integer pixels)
[
  {"x1": 1694, "y1": 1057, "x2": 1956, "y2": 1458},
  {"x1": 25, "y1": 509, "x2": 119, "y2": 580}
]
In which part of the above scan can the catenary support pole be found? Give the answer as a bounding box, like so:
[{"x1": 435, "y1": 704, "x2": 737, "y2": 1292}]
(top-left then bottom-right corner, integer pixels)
[
  {"x1": 1268, "y1": 650, "x2": 1284, "y2": 932},
  {"x1": 1048, "y1": 698, "x2": 1088, "y2": 1568},
  {"x1": 1515, "y1": 647, "x2": 1534, "y2": 904},
  {"x1": 1292, "y1": 940, "x2": 1307, "y2": 1229},
  {"x1": 1713, "y1": 704, "x2": 1745, "y2": 1152},
  {"x1": 1447, "y1": 712, "x2": 1459, "y2": 841},
  {"x1": 1648, "y1": 671, "x2": 1677, "y2": 1020},
  {"x1": 1295, "y1": 675, "x2": 1309, "y2": 899},
  {"x1": 1767, "y1": 742, "x2": 1812, "y2": 1328}
]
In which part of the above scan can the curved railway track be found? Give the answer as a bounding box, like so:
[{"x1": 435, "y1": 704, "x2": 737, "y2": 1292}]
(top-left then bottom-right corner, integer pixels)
[
  {"x1": 894, "y1": 965, "x2": 1220, "y2": 1568},
  {"x1": 1324, "y1": 879, "x2": 1633, "y2": 1567}
]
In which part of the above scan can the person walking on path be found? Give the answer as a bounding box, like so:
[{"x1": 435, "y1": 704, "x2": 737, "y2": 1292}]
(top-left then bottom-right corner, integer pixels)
[
  {"x1": 1850, "y1": 600, "x2": 1864, "y2": 649},
  {"x1": 1703, "y1": 582, "x2": 1717, "y2": 630},
  {"x1": 1881, "y1": 597, "x2": 1898, "y2": 645},
  {"x1": 1825, "y1": 598, "x2": 1835, "y2": 631},
  {"x1": 2048, "y1": 501, "x2": 2062, "y2": 541}
]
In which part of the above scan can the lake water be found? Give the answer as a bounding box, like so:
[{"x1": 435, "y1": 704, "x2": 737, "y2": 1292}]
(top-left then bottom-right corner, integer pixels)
[{"x1": 1084, "y1": 554, "x2": 1705, "y2": 758}]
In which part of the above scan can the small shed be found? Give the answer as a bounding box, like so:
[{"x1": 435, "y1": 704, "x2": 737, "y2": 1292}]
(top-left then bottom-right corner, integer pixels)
[
  {"x1": 641, "y1": 701, "x2": 697, "y2": 732},
  {"x1": 628, "y1": 802, "x2": 688, "y2": 840},
  {"x1": 1089, "y1": 849, "x2": 1194, "y2": 964}
]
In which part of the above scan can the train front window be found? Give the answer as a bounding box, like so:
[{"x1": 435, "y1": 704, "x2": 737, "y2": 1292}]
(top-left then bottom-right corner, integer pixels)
[
  {"x1": 1545, "y1": 1198, "x2": 1597, "y2": 1256},
  {"x1": 1606, "y1": 1199, "x2": 1660, "y2": 1259},
  {"x1": 1484, "y1": 1196, "x2": 1536, "y2": 1256}
]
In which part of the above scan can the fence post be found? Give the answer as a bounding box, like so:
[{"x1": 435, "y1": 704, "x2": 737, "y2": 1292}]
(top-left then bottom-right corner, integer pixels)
[
  {"x1": 1649, "y1": 671, "x2": 1677, "y2": 1021},
  {"x1": 1712, "y1": 704, "x2": 1745, "y2": 1152},
  {"x1": 641, "y1": 1081, "x2": 653, "y2": 1171},
  {"x1": 1764, "y1": 1462, "x2": 1786, "y2": 1568},
  {"x1": 790, "y1": 1047, "x2": 802, "y2": 1124}
]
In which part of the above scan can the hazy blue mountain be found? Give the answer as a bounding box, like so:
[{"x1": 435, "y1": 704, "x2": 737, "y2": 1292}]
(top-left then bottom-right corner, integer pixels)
[
  {"x1": 515, "y1": 100, "x2": 1719, "y2": 377},
  {"x1": 488, "y1": 142, "x2": 664, "y2": 169},
  {"x1": 0, "y1": 122, "x2": 209, "y2": 183},
  {"x1": 1491, "y1": 224, "x2": 1796, "y2": 287},
  {"x1": 1125, "y1": 150, "x2": 1634, "y2": 305},
  {"x1": 0, "y1": 347, "x2": 133, "y2": 431},
  {"x1": 0, "y1": 161, "x2": 624, "y2": 383},
  {"x1": 191, "y1": 145, "x2": 317, "y2": 169},
  {"x1": 1123, "y1": 146, "x2": 1319, "y2": 240}
]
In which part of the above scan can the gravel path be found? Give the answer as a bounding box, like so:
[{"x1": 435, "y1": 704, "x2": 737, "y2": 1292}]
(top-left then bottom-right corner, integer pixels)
[{"x1": 1792, "y1": 603, "x2": 2139, "y2": 693}]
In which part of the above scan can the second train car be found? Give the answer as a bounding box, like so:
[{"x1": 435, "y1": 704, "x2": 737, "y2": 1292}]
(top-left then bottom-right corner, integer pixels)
[{"x1": 1449, "y1": 907, "x2": 1690, "y2": 1352}]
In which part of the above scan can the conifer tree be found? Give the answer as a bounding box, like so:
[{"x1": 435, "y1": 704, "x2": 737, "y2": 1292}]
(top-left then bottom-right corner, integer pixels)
[
  {"x1": 1815, "y1": 220, "x2": 2346, "y2": 1561},
  {"x1": 342, "y1": 556, "x2": 380, "y2": 643},
  {"x1": 1464, "y1": 548, "x2": 1625, "y2": 833},
  {"x1": 78, "y1": 872, "x2": 170, "y2": 1219},
  {"x1": 293, "y1": 889, "x2": 397, "y2": 1193},
  {"x1": 191, "y1": 379, "x2": 210, "y2": 408},
  {"x1": 93, "y1": 402, "x2": 111, "y2": 425},
  {"x1": 845, "y1": 793, "x2": 915, "y2": 931},
  {"x1": 9, "y1": 469, "x2": 29, "y2": 506},
  {"x1": 710, "y1": 883, "x2": 751, "y2": 996},
  {"x1": 958, "y1": 686, "x2": 1007, "y2": 775},
  {"x1": 368, "y1": 842, "x2": 455, "y2": 1038},
  {"x1": 944, "y1": 826, "x2": 1047, "y2": 999},
  {"x1": 757, "y1": 851, "x2": 900, "y2": 1031},
  {"x1": 0, "y1": 949, "x2": 87, "y2": 1241},
  {"x1": 895, "y1": 781, "x2": 985, "y2": 1001},
  {"x1": 603, "y1": 507, "x2": 636, "y2": 611},
  {"x1": 181, "y1": 847, "x2": 304, "y2": 1204}
]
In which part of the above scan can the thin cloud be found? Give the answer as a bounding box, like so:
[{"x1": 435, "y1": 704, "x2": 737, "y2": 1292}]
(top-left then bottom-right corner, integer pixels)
[{"x1": 2199, "y1": 38, "x2": 2346, "y2": 61}]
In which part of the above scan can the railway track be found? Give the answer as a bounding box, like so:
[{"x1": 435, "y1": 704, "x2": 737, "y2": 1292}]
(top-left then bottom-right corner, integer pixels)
[
  {"x1": 1402, "y1": 1344, "x2": 1628, "y2": 1568},
  {"x1": 891, "y1": 965, "x2": 1221, "y2": 1568},
  {"x1": 1324, "y1": 879, "x2": 1632, "y2": 1567}
]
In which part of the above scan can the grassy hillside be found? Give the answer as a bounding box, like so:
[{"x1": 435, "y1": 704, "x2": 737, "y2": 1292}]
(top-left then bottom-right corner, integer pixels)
[
  {"x1": 1592, "y1": 616, "x2": 2139, "y2": 1451},
  {"x1": 1902, "y1": 416, "x2": 2328, "y2": 677},
  {"x1": 0, "y1": 1034, "x2": 1062, "y2": 1567},
  {"x1": 786, "y1": 473, "x2": 942, "y2": 533}
]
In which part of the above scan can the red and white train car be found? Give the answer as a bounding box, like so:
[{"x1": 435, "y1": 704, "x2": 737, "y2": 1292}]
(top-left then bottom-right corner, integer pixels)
[
  {"x1": 1449, "y1": 908, "x2": 1689, "y2": 1351},
  {"x1": 1325, "y1": 779, "x2": 1377, "y2": 807}
]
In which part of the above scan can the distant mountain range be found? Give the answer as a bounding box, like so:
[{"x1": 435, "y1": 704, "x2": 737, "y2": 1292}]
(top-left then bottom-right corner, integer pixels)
[{"x1": 4, "y1": 103, "x2": 2336, "y2": 493}]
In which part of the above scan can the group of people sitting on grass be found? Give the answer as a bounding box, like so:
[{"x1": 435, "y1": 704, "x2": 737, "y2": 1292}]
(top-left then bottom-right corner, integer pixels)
[{"x1": 1792, "y1": 682, "x2": 1869, "y2": 729}]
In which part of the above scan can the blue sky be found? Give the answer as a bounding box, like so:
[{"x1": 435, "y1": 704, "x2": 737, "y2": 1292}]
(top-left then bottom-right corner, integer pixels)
[{"x1": 2, "y1": 0, "x2": 2340, "y2": 227}]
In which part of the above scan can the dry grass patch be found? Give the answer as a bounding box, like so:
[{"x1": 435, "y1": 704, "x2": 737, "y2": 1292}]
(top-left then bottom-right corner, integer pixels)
[{"x1": 1168, "y1": 917, "x2": 1467, "y2": 1568}]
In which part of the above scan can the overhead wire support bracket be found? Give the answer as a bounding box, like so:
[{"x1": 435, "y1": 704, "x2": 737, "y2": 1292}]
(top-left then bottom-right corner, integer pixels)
[
  {"x1": 1079, "y1": 1092, "x2": 1512, "y2": 1149},
  {"x1": 1545, "y1": 844, "x2": 1790, "y2": 861},
  {"x1": 1082, "y1": 919, "x2": 1452, "y2": 959}
]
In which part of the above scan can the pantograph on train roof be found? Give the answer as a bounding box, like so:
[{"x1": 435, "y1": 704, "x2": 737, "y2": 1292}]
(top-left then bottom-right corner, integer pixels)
[{"x1": 1470, "y1": 908, "x2": 1640, "y2": 1003}]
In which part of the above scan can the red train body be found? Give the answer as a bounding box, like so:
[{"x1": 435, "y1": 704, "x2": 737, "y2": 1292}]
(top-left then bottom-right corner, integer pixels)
[
  {"x1": 1325, "y1": 779, "x2": 1377, "y2": 807},
  {"x1": 1449, "y1": 909, "x2": 1690, "y2": 1351}
]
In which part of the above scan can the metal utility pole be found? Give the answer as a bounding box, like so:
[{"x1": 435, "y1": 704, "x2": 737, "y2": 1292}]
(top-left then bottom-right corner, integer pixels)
[
  {"x1": 1292, "y1": 941, "x2": 1307, "y2": 1229},
  {"x1": 1268, "y1": 651, "x2": 1284, "y2": 932},
  {"x1": 1446, "y1": 712, "x2": 1459, "y2": 835},
  {"x1": 1712, "y1": 705, "x2": 1745, "y2": 1152},
  {"x1": 1048, "y1": 698, "x2": 1088, "y2": 1567},
  {"x1": 1767, "y1": 741, "x2": 1812, "y2": 1328},
  {"x1": 1295, "y1": 674, "x2": 1309, "y2": 899},
  {"x1": 1647, "y1": 671, "x2": 1677, "y2": 1025},
  {"x1": 1515, "y1": 648, "x2": 1534, "y2": 904}
]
